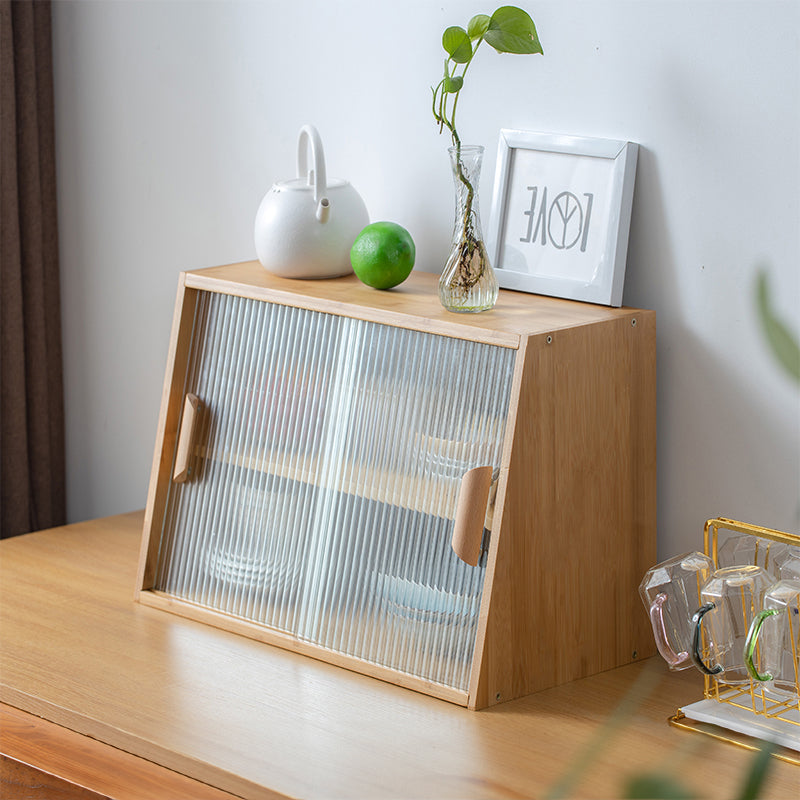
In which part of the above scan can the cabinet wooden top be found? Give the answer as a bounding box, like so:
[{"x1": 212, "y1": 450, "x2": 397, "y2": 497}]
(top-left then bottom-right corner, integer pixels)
[{"x1": 186, "y1": 261, "x2": 650, "y2": 348}]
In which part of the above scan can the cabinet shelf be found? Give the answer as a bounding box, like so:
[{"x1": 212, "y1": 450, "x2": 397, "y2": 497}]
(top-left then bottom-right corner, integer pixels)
[
  {"x1": 137, "y1": 262, "x2": 657, "y2": 709},
  {"x1": 194, "y1": 436, "x2": 496, "y2": 520}
]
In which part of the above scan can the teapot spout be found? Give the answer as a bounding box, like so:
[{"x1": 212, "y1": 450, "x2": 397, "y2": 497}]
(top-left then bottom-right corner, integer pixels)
[{"x1": 316, "y1": 197, "x2": 330, "y2": 223}]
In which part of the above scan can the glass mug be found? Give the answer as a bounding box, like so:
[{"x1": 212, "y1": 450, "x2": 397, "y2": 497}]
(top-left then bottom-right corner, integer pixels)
[
  {"x1": 744, "y1": 579, "x2": 800, "y2": 697},
  {"x1": 691, "y1": 565, "x2": 774, "y2": 682},
  {"x1": 775, "y1": 548, "x2": 800, "y2": 582},
  {"x1": 716, "y1": 532, "x2": 798, "y2": 580},
  {"x1": 639, "y1": 552, "x2": 713, "y2": 670}
]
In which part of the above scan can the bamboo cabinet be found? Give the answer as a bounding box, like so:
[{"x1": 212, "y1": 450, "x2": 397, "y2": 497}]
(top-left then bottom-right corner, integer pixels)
[{"x1": 136, "y1": 261, "x2": 657, "y2": 709}]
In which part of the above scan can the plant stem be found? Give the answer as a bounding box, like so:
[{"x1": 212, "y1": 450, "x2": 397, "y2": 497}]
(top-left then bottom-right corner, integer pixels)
[
  {"x1": 444, "y1": 39, "x2": 482, "y2": 234},
  {"x1": 432, "y1": 42, "x2": 492, "y2": 296},
  {"x1": 447, "y1": 37, "x2": 480, "y2": 145}
]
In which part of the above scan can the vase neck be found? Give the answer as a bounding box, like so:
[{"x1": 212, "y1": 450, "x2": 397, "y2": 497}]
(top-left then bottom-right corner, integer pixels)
[{"x1": 448, "y1": 145, "x2": 484, "y2": 171}]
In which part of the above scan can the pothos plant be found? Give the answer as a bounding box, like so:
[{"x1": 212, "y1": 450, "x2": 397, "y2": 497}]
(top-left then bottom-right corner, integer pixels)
[{"x1": 432, "y1": 7, "x2": 543, "y2": 302}]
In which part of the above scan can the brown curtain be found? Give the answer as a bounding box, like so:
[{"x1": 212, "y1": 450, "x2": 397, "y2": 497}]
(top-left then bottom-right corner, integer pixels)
[{"x1": 1, "y1": 0, "x2": 65, "y2": 537}]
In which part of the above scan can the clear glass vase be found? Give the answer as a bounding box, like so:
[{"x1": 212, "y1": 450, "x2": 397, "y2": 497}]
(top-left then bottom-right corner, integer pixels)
[{"x1": 439, "y1": 145, "x2": 498, "y2": 313}]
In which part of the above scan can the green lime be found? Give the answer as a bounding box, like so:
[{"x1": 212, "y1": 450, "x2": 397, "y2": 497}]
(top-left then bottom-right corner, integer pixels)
[{"x1": 350, "y1": 221, "x2": 416, "y2": 290}]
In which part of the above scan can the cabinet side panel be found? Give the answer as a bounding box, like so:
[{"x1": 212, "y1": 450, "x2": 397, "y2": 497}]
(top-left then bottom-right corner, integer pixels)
[
  {"x1": 472, "y1": 313, "x2": 656, "y2": 708},
  {"x1": 625, "y1": 311, "x2": 657, "y2": 664},
  {"x1": 136, "y1": 277, "x2": 199, "y2": 593}
]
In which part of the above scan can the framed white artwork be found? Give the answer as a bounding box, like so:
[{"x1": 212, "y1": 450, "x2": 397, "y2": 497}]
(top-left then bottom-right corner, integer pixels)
[{"x1": 486, "y1": 130, "x2": 638, "y2": 306}]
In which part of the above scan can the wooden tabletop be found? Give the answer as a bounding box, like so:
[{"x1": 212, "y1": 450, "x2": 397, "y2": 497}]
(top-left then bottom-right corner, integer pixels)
[{"x1": 1, "y1": 512, "x2": 797, "y2": 799}]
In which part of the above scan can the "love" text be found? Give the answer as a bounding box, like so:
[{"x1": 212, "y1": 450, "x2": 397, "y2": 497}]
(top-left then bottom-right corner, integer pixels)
[{"x1": 520, "y1": 186, "x2": 594, "y2": 252}]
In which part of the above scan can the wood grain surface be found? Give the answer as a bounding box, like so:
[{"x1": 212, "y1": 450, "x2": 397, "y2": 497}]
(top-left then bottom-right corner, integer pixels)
[
  {"x1": 1, "y1": 512, "x2": 797, "y2": 799},
  {"x1": 1, "y1": 753, "x2": 108, "y2": 800},
  {"x1": 184, "y1": 261, "x2": 641, "y2": 346},
  {"x1": 471, "y1": 313, "x2": 658, "y2": 708},
  {"x1": 0, "y1": 705, "x2": 236, "y2": 800}
]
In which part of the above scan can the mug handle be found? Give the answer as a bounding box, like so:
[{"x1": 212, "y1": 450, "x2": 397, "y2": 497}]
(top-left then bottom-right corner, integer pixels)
[
  {"x1": 690, "y1": 603, "x2": 724, "y2": 676},
  {"x1": 744, "y1": 608, "x2": 780, "y2": 682},
  {"x1": 649, "y1": 593, "x2": 690, "y2": 668}
]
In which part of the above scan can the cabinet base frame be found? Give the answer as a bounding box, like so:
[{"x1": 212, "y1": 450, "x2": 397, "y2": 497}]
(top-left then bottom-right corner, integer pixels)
[{"x1": 138, "y1": 590, "x2": 471, "y2": 706}]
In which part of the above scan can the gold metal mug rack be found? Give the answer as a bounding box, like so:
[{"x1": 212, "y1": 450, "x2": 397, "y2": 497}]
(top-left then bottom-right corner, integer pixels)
[{"x1": 669, "y1": 517, "x2": 800, "y2": 764}]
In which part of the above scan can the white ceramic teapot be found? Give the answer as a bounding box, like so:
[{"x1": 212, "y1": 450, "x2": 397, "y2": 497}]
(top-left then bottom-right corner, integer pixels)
[{"x1": 254, "y1": 125, "x2": 369, "y2": 279}]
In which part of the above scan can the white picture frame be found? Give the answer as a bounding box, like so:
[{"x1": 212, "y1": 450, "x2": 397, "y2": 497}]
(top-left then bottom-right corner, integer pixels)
[{"x1": 487, "y1": 130, "x2": 638, "y2": 306}]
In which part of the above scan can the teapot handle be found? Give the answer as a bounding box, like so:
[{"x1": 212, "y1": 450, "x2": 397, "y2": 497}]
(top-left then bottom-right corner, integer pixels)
[{"x1": 296, "y1": 125, "x2": 328, "y2": 204}]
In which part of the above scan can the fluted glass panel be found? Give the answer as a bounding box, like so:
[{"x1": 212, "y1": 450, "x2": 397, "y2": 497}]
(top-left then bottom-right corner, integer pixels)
[{"x1": 154, "y1": 290, "x2": 515, "y2": 691}]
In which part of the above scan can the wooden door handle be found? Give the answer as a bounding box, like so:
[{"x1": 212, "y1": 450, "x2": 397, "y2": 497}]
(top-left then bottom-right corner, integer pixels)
[
  {"x1": 173, "y1": 393, "x2": 202, "y2": 483},
  {"x1": 451, "y1": 466, "x2": 494, "y2": 566}
]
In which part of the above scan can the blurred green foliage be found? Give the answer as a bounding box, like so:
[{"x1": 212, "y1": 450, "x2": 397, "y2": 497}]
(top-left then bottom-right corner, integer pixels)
[{"x1": 756, "y1": 271, "x2": 800, "y2": 384}]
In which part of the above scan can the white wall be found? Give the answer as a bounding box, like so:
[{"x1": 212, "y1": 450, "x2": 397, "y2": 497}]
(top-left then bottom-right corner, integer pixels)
[{"x1": 52, "y1": 0, "x2": 799, "y2": 557}]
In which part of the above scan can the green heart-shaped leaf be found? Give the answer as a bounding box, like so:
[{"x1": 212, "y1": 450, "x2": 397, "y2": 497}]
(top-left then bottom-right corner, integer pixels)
[
  {"x1": 442, "y1": 26, "x2": 473, "y2": 63},
  {"x1": 484, "y1": 6, "x2": 543, "y2": 54},
  {"x1": 467, "y1": 14, "x2": 490, "y2": 40},
  {"x1": 444, "y1": 75, "x2": 464, "y2": 93}
]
